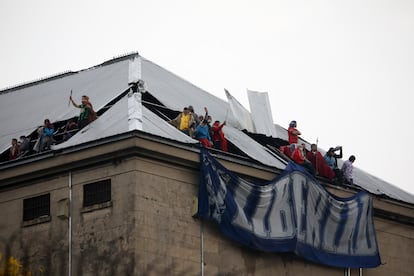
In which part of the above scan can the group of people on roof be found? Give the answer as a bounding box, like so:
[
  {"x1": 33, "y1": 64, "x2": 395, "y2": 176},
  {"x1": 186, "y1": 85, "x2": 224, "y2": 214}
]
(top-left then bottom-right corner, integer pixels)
[
  {"x1": 281, "y1": 120, "x2": 356, "y2": 185},
  {"x1": 168, "y1": 106, "x2": 228, "y2": 152},
  {"x1": 7, "y1": 95, "x2": 97, "y2": 161}
]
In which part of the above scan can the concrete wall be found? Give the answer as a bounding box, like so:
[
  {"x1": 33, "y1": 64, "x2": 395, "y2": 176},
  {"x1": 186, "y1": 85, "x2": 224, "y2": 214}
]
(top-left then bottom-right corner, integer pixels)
[
  {"x1": 1, "y1": 138, "x2": 414, "y2": 275},
  {"x1": 0, "y1": 156, "x2": 139, "y2": 275}
]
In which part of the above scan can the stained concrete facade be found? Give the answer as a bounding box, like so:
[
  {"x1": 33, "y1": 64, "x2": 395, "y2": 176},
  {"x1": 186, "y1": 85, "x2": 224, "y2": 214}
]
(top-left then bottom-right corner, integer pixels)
[{"x1": 0, "y1": 132, "x2": 413, "y2": 275}]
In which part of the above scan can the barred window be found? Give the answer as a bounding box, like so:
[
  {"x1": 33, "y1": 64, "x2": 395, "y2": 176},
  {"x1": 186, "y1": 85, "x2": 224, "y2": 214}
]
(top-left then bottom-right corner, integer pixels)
[
  {"x1": 23, "y1": 193, "x2": 50, "y2": 221},
  {"x1": 83, "y1": 179, "x2": 111, "y2": 207}
]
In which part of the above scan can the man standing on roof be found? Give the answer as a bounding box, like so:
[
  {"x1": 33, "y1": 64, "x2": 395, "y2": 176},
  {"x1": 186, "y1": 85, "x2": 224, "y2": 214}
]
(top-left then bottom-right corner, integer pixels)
[
  {"x1": 342, "y1": 155, "x2": 356, "y2": 184},
  {"x1": 70, "y1": 95, "x2": 97, "y2": 130},
  {"x1": 288, "y1": 120, "x2": 301, "y2": 144}
]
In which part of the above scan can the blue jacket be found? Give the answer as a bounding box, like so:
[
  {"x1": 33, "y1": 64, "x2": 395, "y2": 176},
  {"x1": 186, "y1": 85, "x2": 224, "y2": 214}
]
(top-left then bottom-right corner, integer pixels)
[
  {"x1": 195, "y1": 125, "x2": 212, "y2": 141},
  {"x1": 43, "y1": 126, "x2": 54, "y2": 137}
]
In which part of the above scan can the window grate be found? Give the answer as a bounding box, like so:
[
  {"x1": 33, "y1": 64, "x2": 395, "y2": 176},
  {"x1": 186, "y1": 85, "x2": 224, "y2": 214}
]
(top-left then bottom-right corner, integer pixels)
[
  {"x1": 23, "y1": 193, "x2": 50, "y2": 221},
  {"x1": 83, "y1": 179, "x2": 111, "y2": 207}
]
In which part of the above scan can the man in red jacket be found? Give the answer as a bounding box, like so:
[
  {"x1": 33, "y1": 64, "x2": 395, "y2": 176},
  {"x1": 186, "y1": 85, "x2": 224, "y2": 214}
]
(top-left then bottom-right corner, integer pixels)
[
  {"x1": 288, "y1": 120, "x2": 301, "y2": 144},
  {"x1": 212, "y1": 120, "x2": 228, "y2": 152}
]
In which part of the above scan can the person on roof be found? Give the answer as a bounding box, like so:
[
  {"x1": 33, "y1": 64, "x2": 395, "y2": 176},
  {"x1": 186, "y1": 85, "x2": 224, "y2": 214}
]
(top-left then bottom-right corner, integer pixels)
[
  {"x1": 40, "y1": 119, "x2": 55, "y2": 151},
  {"x1": 191, "y1": 106, "x2": 209, "y2": 138},
  {"x1": 212, "y1": 120, "x2": 228, "y2": 152},
  {"x1": 195, "y1": 119, "x2": 213, "y2": 148},
  {"x1": 18, "y1": 135, "x2": 31, "y2": 156},
  {"x1": 288, "y1": 120, "x2": 301, "y2": 144},
  {"x1": 291, "y1": 143, "x2": 315, "y2": 175},
  {"x1": 306, "y1": 143, "x2": 335, "y2": 180},
  {"x1": 188, "y1": 105, "x2": 200, "y2": 126},
  {"x1": 168, "y1": 107, "x2": 195, "y2": 136},
  {"x1": 324, "y1": 146, "x2": 343, "y2": 181},
  {"x1": 342, "y1": 155, "x2": 356, "y2": 184},
  {"x1": 9, "y1": 138, "x2": 20, "y2": 160},
  {"x1": 70, "y1": 95, "x2": 97, "y2": 130},
  {"x1": 63, "y1": 119, "x2": 78, "y2": 141}
]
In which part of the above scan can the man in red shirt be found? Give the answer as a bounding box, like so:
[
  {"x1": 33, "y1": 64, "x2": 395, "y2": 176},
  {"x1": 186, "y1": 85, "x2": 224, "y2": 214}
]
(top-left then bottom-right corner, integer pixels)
[
  {"x1": 292, "y1": 144, "x2": 315, "y2": 175},
  {"x1": 288, "y1": 120, "x2": 301, "y2": 144},
  {"x1": 212, "y1": 120, "x2": 228, "y2": 152}
]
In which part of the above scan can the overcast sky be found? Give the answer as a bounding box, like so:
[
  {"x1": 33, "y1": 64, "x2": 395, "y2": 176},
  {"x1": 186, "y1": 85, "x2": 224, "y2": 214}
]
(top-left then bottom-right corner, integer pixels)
[{"x1": 1, "y1": 0, "x2": 413, "y2": 195}]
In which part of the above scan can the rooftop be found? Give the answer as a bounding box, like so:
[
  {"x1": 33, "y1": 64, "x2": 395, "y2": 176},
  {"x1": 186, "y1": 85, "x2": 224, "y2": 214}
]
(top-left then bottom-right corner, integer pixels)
[{"x1": 1, "y1": 52, "x2": 413, "y2": 205}]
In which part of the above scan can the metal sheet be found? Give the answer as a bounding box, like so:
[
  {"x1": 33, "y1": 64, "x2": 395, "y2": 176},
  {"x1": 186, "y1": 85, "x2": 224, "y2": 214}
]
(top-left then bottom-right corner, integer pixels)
[
  {"x1": 225, "y1": 126, "x2": 286, "y2": 169},
  {"x1": 247, "y1": 90, "x2": 278, "y2": 137}
]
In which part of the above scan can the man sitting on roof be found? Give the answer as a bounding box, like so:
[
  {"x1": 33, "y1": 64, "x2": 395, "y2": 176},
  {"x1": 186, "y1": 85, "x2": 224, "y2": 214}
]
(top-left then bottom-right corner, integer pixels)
[
  {"x1": 70, "y1": 95, "x2": 97, "y2": 130},
  {"x1": 9, "y1": 138, "x2": 20, "y2": 160},
  {"x1": 291, "y1": 144, "x2": 315, "y2": 176},
  {"x1": 18, "y1": 135, "x2": 31, "y2": 156},
  {"x1": 40, "y1": 119, "x2": 55, "y2": 151},
  {"x1": 306, "y1": 144, "x2": 335, "y2": 180},
  {"x1": 324, "y1": 146, "x2": 343, "y2": 182}
]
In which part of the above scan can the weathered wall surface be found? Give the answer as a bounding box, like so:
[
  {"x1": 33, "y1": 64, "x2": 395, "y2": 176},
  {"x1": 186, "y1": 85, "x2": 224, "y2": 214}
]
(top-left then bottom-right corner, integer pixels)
[
  {"x1": 0, "y1": 157, "x2": 140, "y2": 275},
  {"x1": 367, "y1": 218, "x2": 414, "y2": 276},
  {"x1": 1, "y1": 148, "x2": 414, "y2": 275}
]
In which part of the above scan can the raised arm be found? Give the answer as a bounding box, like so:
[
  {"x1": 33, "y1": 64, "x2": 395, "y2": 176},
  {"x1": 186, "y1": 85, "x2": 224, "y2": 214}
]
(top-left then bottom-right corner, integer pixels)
[{"x1": 70, "y1": 95, "x2": 79, "y2": 108}]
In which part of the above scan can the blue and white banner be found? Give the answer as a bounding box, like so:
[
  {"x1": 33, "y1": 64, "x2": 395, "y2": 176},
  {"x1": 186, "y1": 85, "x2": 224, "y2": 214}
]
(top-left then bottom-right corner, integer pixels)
[{"x1": 197, "y1": 149, "x2": 381, "y2": 268}]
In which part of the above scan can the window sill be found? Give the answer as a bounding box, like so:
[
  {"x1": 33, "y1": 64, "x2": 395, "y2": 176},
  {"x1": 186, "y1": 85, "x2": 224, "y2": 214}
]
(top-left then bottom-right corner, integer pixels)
[
  {"x1": 81, "y1": 201, "x2": 112, "y2": 213},
  {"x1": 22, "y1": 215, "x2": 51, "y2": 227}
]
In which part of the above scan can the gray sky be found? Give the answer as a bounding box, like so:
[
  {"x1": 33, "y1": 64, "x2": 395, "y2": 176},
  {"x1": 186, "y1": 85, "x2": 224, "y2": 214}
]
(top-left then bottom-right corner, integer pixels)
[{"x1": 1, "y1": 0, "x2": 413, "y2": 195}]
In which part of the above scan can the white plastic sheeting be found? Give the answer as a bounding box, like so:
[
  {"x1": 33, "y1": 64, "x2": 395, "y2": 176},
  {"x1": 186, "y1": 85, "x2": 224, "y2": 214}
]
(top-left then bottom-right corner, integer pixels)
[{"x1": 247, "y1": 90, "x2": 278, "y2": 137}]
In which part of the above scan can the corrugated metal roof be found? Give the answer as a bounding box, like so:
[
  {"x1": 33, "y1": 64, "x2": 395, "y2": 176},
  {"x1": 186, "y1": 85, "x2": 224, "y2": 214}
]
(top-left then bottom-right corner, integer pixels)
[
  {"x1": 1, "y1": 53, "x2": 413, "y2": 204},
  {"x1": 224, "y1": 126, "x2": 286, "y2": 169}
]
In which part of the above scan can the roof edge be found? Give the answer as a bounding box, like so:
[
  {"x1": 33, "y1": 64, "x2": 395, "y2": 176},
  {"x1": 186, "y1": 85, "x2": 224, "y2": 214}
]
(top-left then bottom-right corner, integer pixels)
[{"x1": 0, "y1": 51, "x2": 140, "y2": 94}]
